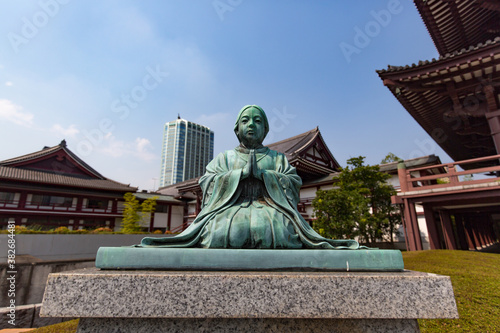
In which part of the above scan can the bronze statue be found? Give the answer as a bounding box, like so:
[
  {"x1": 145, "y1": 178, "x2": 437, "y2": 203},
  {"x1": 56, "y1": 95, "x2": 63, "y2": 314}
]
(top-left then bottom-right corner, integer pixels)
[{"x1": 141, "y1": 105, "x2": 359, "y2": 249}]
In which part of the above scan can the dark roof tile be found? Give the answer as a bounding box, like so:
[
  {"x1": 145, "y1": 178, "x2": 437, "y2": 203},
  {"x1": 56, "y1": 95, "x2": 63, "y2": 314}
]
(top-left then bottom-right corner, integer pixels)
[{"x1": 0, "y1": 165, "x2": 135, "y2": 192}]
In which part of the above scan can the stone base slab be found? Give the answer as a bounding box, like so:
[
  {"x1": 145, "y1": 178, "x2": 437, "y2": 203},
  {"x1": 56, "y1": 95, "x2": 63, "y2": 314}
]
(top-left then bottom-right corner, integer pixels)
[
  {"x1": 76, "y1": 318, "x2": 420, "y2": 333},
  {"x1": 95, "y1": 247, "x2": 404, "y2": 271},
  {"x1": 41, "y1": 268, "x2": 457, "y2": 318}
]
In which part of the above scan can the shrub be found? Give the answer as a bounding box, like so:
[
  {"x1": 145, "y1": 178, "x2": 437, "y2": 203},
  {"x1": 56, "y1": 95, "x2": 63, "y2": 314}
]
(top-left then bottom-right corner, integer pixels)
[
  {"x1": 14, "y1": 225, "x2": 28, "y2": 234},
  {"x1": 92, "y1": 227, "x2": 114, "y2": 233},
  {"x1": 54, "y1": 226, "x2": 70, "y2": 234}
]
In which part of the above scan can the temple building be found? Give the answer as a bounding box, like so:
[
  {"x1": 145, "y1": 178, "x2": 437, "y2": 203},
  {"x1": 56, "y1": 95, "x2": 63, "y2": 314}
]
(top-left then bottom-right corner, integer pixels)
[
  {"x1": 377, "y1": 0, "x2": 500, "y2": 251},
  {"x1": 159, "y1": 117, "x2": 214, "y2": 187},
  {"x1": 157, "y1": 127, "x2": 341, "y2": 229},
  {"x1": 0, "y1": 140, "x2": 185, "y2": 231},
  {"x1": 157, "y1": 127, "x2": 443, "y2": 250}
]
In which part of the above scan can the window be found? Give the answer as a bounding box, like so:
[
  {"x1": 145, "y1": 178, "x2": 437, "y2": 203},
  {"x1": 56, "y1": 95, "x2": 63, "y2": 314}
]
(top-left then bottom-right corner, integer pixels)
[
  {"x1": 156, "y1": 205, "x2": 168, "y2": 213},
  {"x1": 31, "y1": 195, "x2": 73, "y2": 207},
  {"x1": 87, "y1": 198, "x2": 108, "y2": 209},
  {"x1": 0, "y1": 192, "x2": 15, "y2": 204}
]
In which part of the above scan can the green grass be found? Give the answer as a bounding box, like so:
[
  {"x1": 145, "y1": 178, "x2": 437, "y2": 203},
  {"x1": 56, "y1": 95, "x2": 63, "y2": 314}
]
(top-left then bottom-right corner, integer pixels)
[
  {"x1": 30, "y1": 319, "x2": 79, "y2": 332},
  {"x1": 402, "y1": 250, "x2": 500, "y2": 333},
  {"x1": 29, "y1": 250, "x2": 500, "y2": 333}
]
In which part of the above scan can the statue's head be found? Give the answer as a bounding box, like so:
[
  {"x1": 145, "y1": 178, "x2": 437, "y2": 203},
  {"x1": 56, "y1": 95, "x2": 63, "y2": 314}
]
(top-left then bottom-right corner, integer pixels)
[{"x1": 234, "y1": 105, "x2": 269, "y2": 149}]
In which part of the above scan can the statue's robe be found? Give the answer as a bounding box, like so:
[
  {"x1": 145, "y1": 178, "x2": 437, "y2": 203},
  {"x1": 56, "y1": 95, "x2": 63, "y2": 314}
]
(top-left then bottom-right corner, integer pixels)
[{"x1": 141, "y1": 146, "x2": 359, "y2": 249}]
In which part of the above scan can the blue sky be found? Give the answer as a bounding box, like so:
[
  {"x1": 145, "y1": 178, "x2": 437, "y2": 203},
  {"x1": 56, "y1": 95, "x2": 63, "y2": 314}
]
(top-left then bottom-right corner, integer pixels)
[{"x1": 0, "y1": 1, "x2": 450, "y2": 190}]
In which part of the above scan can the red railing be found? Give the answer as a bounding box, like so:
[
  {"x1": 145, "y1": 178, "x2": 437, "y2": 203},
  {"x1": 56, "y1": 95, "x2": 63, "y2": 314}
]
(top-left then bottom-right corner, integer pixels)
[
  {"x1": 399, "y1": 154, "x2": 500, "y2": 192},
  {"x1": 170, "y1": 221, "x2": 191, "y2": 234}
]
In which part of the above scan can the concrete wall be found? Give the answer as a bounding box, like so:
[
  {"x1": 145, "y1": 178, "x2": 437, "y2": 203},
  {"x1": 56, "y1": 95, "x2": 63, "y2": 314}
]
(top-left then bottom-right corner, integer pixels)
[
  {"x1": 0, "y1": 234, "x2": 172, "y2": 317},
  {"x1": 0, "y1": 233, "x2": 168, "y2": 261},
  {"x1": 0, "y1": 259, "x2": 94, "y2": 307},
  {"x1": 170, "y1": 205, "x2": 185, "y2": 230},
  {"x1": 0, "y1": 303, "x2": 72, "y2": 329}
]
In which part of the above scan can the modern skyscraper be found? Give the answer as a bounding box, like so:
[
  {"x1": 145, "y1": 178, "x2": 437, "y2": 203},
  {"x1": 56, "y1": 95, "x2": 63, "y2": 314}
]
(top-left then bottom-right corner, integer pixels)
[{"x1": 159, "y1": 117, "x2": 214, "y2": 187}]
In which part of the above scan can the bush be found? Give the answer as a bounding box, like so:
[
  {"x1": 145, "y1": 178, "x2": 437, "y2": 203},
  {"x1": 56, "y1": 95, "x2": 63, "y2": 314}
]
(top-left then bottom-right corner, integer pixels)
[
  {"x1": 14, "y1": 225, "x2": 28, "y2": 233},
  {"x1": 71, "y1": 229, "x2": 89, "y2": 234},
  {"x1": 92, "y1": 227, "x2": 114, "y2": 233},
  {"x1": 54, "y1": 226, "x2": 70, "y2": 234}
]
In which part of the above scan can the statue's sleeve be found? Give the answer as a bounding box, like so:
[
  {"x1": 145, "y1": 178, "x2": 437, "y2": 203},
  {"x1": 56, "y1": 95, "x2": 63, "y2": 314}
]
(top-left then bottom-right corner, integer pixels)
[
  {"x1": 198, "y1": 151, "x2": 242, "y2": 212},
  {"x1": 262, "y1": 152, "x2": 302, "y2": 208}
]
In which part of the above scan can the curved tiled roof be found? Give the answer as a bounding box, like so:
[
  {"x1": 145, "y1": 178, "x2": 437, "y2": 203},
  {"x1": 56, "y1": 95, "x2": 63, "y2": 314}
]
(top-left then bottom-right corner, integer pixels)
[
  {"x1": 414, "y1": 0, "x2": 500, "y2": 56},
  {"x1": 0, "y1": 165, "x2": 136, "y2": 192},
  {"x1": 376, "y1": 0, "x2": 500, "y2": 167},
  {"x1": 0, "y1": 140, "x2": 104, "y2": 179},
  {"x1": 0, "y1": 141, "x2": 136, "y2": 192},
  {"x1": 377, "y1": 38, "x2": 500, "y2": 165},
  {"x1": 376, "y1": 37, "x2": 500, "y2": 74},
  {"x1": 267, "y1": 127, "x2": 320, "y2": 158}
]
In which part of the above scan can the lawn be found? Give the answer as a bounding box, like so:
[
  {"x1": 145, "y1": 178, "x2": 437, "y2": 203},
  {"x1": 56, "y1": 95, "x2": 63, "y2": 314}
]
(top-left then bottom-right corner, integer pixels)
[
  {"x1": 402, "y1": 249, "x2": 500, "y2": 333},
  {"x1": 30, "y1": 249, "x2": 500, "y2": 333}
]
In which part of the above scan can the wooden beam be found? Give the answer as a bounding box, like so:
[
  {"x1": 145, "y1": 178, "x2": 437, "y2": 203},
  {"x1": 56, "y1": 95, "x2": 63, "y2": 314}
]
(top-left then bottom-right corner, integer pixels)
[
  {"x1": 423, "y1": 204, "x2": 441, "y2": 249},
  {"x1": 439, "y1": 210, "x2": 457, "y2": 250}
]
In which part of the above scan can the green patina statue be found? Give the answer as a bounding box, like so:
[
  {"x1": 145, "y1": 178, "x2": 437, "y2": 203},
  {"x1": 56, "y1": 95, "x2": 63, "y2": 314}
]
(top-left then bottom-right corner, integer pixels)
[{"x1": 141, "y1": 105, "x2": 359, "y2": 249}]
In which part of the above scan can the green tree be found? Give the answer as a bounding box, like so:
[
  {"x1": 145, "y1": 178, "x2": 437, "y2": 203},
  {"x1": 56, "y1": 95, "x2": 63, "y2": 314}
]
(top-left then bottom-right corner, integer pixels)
[
  {"x1": 312, "y1": 156, "x2": 400, "y2": 245},
  {"x1": 381, "y1": 152, "x2": 401, "y2": 164},
  {"x1": 121, "y1": 193, "x2": 158, "y2": 233}
]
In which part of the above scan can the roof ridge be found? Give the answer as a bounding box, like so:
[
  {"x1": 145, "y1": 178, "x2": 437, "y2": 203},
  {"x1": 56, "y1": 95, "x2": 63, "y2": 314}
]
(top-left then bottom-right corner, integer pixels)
[
  {"x1": 0, "y1": 145, "x2": 60, "y2": 165},
  {"x1": 291, "y1": 127, "x2": 320, "y2": 154},
  {"x1": 267, "y1": 127, "x2": 318, "y2": 147},
  {"x1": 376, "y1": 37, "x2": 500, "y2": 74},
  {"x1": 0, "y1": 141, "x2": 105, "y2": 179}
]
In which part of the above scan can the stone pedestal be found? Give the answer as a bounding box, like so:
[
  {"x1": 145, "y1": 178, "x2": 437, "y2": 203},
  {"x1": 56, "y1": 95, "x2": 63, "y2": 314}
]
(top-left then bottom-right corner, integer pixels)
[{"x1": 40, "y1": 268, "x2": 458, "y2": 332}]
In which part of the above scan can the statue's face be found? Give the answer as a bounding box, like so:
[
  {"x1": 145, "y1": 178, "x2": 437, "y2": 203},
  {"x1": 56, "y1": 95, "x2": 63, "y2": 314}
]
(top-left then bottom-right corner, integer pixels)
[{"x1": 237, "y1": 107, "x2": 266, "y2": 148}]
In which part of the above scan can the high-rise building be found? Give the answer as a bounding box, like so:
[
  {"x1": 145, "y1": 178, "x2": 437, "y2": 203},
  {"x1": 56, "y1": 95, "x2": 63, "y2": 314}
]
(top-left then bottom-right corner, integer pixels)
[{"x1": 159, "y1": 117, "x2": 214, "y2": 187}]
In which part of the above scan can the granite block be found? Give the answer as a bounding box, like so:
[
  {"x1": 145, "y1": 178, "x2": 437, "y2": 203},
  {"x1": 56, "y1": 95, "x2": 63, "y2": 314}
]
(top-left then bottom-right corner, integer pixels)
[
  {"x1": 95, "y1": 247, "x2": 404, "y2": 271},
  {"x1": 32, "y1": 304, "x2": 72, "y2": 328},
  {"x1": 76, "y1": 318, "x2": 420, "y2": 333},
  {"x1": 41, "y1": 268, "x2": 458, "y2": 319}
]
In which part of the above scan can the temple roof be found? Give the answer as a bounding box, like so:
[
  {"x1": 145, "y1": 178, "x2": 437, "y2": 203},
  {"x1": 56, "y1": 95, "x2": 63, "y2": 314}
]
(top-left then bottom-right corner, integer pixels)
[
  {"x1": 134, "y1": 191, "x2": 183, "y2": 204},
  {"x1": 0, "y1": 140, "x2": 137, "y2": 192},
  {"x1": 0, "y1": 166, "x2": 135, "y2": 192},
  {"x1": 267, "y1": 127, "x2": 321, "y2": 158},
  {"x1": 414, "y1": 0, "x2": 500, "y2": 56},
  {"x1": 377, "y1": 38, "x2": 500, "y2": 164},
  {"x1": 159, "y1": 127, "x2": 342, "y2": 195},
  {"x1": 267, "y1": 127, "x2": 341, "y2": 179},
  {"x1": 0, "y1": 140, "x2": 104, "y2": 179},
  {"x1": 377, "y1": 0, "x2": 500, "y2": 168},
  {"x1": 378, "y1": 154, "x2": 444, "y2": 174}
]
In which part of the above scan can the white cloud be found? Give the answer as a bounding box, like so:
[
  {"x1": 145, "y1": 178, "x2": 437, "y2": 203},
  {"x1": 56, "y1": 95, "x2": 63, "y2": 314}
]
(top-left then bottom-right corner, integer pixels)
[
  {"x1": 134, "y1": 137, "x2": 156, "y2": 161},
  {"x1": 5, "y1": 81, "x2": 13, "y2": 86},
  {"x1": 0, "y1": 99, "x2": 34, "y2": 127},
  {"x1": 95, "y1": 135, "x2": 156, "y2": 162},
  {"x1": 51, "y1": 124, "x2": 80, "y2": 138},
  {"x1": 135, "y1": 137, "x2": 150, "y2": 152},
  {"x1": 195, "y1": 112, "x2": 232, "y2": 131}
]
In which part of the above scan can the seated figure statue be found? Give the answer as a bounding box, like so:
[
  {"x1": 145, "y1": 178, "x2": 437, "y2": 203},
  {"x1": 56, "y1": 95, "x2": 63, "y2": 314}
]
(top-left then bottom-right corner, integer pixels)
[{"x1": 141, "y1": 105, "x2": 359, "y2": 249}]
